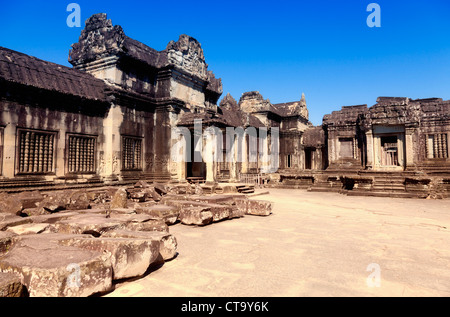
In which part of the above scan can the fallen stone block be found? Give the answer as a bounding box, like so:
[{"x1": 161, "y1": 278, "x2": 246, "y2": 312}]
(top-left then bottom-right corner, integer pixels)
[
  {"x1": 0, "y1": 234, "x2": 113, "y2": 297},
  {"x1": 109, "y1": 207, "x2": 136, "y2": 215},
  {"x1": 234, "y1": 197, "x2": 249, "y2": 214},
  {"x1": 165, "y1": 200, "x2": 232, "y2": 223},
  {"x1": 134, "y1": 180, "x2": 150, "y2": 188},
  {"x1": 0, "y1": 214, "x2": 32, "y2": 231},
  {"x1": 229, "y1": 206, "x2": 245, "y2": 219},
  {"x1": 135, "y1": 205, "x2": 179, "y2": 225},
  {"x1": 49, "y1": 214, "x2": 124, "y2": 237},
  {"x1": 59, "y1": 236, "x2": 160, "y2": 280},
  {"x1": 192, "y1": 194, "x2": 246, "y2": 205},
  {"x1": 127, "y1": 188, "x2": 147, "y2": 202},
  {"x1": 179, "y1": 207, "x2": 213, "y2": 226},
  {"x1": 67, "y1": 190, "x2": 91, "y2": 210},
  {"x1": 0, "y1": 272, "x2": 25, "y2": 297},
  {"x1": 6, "y1": 223, "x2": 50, "y2": 236},
  {"x1": 14, "y1": 191, "x2": 44, "y2": 209},
  {"x1": 36, "y1": 191, "x2": 71, "y2": 213},
  {"x1": 125, "y1": 219, "x2": 169, "y2": 233},
  {"x1": 246, "y1": 199, "x2": 273, "y2": 216},
  {"x1": 109, "y1": 213, "x2": 153, "y2": 224},
  {"x1": 153, "y1": 183, "x2": 168, "y2": 196},
  {"x1": 110, "y1": 187, "x2": 128, "y2": 208},
  {"x1": 0, "y1": 192, "x2": 24, "y2": 216},
  {"x1": 102, "y1": 229, "x2": 177, "y2": 261},
  {"x1": 28, "y1": 211, "x2": 81, "y2": 224}
]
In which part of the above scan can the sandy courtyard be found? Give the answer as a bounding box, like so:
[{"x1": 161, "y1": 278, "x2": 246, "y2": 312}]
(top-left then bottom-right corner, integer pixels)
[{"x1": 105, "y1": 189, "x2": 450, "y2": 297}]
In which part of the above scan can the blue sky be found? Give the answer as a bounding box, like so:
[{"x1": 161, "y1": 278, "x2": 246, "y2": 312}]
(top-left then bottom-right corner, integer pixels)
[{"x1": 1, "y1": 0, "x2": 449, "y2": 125}]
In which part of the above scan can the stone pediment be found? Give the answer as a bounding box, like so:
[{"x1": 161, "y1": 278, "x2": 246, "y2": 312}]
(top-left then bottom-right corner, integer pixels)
[{"x1": 166, "y1": 35, "x2": 208, "y2": 80}]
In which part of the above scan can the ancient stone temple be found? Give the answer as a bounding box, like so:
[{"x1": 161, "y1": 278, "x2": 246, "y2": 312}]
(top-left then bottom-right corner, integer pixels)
[{"x1": 0, "y1": 13, "x2": 449, "y2": 197}]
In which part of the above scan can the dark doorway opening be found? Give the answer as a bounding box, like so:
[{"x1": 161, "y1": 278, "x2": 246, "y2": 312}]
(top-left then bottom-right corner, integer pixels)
[
  {"x1": 305, "y1": 148, "x2": 313, "y2": 170},
  {"x1": 186, "y1": 134, "x2": 206, "y2": 179}
]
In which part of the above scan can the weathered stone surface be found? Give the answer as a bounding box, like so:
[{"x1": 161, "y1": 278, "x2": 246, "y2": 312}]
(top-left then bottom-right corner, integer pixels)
[
  {"x1": 0, "y1": 234, "x2": 113, "y2": 297},
  {"x1": 127, "y1": 188, "x2": 147, "y2": 202},
  {"x1": 125, "y1": 219, "x2": 169, "y2": 233},
  {"x1": 109, "y1": 213, "x2": 153, "y2": 223},
  {"x1": 229, "y1": 206, "x2": 245, "y2": 219},
  {"x1": 153, "y1": 183, "x2": 168, "y2": 196},
  {"x1": 0, "y1": 231, "x2": 17, "y2": 255},
  {"x1": 0, "y1": 214, "x2": 32, "y2": 231},
  {"x1": 67, "y1": 190, "x2": 91, "y2": 210},
  {"x1": 6, "y1": 223, "x2": 50, "y2": 236},
  {"x1": 246, "y1": 200, "x2": 273, "y2": 216},
  {"x1": 110, "y1": 187, "x2": 128, "y2": 208},
  {"x1": 234, "y1": 197, "x2": 249, "y2": 214},
  {"x1": 28, "y1": 211, "x2": 80, "y2": 224},
  {"x1": 36, "y1": 191, "x2": 71, "y2": 214},
  {"x1": 135, "y1": 205, "x2": 179, "y2": 225},
  {"x1": 59, "y1": 236, "x2": 160, "y2": 280},
  {"x1": 50, "y1": 214, "x2": 124, "y2": 236},
  {"x1": 179, "y1": 207, "x2": 213, "y2": 226},
  {"x1": 110, "y1": 207, "x2": 137, "y2": 214},
  {"x1": 0, "y1": 272, "x2": 25, "y2": 297},
  {"x1": 0, "y1": 192, "x2": 23, "y2": 215},
  {"x1": 14, "y1": 191, "x2": 44, "y2": 209},
  {"x1": 101, "y1": 229, "x2": 177, "y2": 261},
  {"x1": 164, "y1": 199, "x2": 232, "y2": 223},
  {"x1": 144, "y1": 187, "x2": 162, "y2": 202}
]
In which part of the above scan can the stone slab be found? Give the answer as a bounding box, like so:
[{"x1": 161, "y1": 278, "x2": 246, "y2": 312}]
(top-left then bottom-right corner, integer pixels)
[{"x1": 0, "y1": 234, "x2": 113, "y2": 297}]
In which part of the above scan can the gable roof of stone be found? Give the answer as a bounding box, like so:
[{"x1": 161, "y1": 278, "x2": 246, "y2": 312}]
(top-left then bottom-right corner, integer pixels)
[{"x1": 0, "y1": 46, "x2": 107, "y2": 101}]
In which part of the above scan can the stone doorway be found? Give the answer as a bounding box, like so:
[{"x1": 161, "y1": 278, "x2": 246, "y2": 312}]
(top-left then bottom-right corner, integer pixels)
[
  {"x1": 186, "y1": 134, "x2": 206, "y2": 179},
  {"x1": 372, "y1": 125, "x2": 405, "y2": 170},
  {"x1": 380, "y1": 135, "x2": 399, "y2": 166},
  {"x1": 304, "y1": 148, "x2": 313, "y2": 170}
]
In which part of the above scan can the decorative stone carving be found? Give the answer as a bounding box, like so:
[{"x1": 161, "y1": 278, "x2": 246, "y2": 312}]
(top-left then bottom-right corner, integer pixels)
[
  {"x1": 69, "y1": 13, "x2": 126, "y2": 67},
  {"x1": 166, "y1": 35, "x2": 207, "y2": 80}
]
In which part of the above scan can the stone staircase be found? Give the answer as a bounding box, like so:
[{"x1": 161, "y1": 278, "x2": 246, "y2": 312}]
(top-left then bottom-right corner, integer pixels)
[{"x1": 235, "y1": 183, "x2": 255, "y2": 194}]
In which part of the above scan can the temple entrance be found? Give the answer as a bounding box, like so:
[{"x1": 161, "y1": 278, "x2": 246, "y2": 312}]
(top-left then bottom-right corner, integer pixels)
[
  {"x1": 372, "y1": 125, "x2": 405, "y2": 170},
  {"x1": 380, "y1": 136, "x2": 399, "y2": 166}
]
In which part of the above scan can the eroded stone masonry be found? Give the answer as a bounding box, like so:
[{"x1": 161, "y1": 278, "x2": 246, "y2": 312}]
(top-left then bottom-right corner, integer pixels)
[{"x1": 0, "y1": 13, "x2": 449, "y2": 296}]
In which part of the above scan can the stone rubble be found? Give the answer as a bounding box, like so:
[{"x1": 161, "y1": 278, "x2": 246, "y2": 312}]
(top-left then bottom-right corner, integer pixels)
[{"x1": 0, "y1": 181, "x2": 273, "y2": 297}]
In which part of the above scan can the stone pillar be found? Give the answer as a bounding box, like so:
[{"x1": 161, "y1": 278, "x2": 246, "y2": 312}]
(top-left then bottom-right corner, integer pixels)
[
  {"x1": 366, "y1": 130, "x2": 374, "y2": 169},
  {"x1": 241, "y1": 133, "x2": 248, "y2": 174},
  {"x1": 397, "y1": 134, "x2": 405, "y2": 169},
  {"x1": 405, "y1": 128, "x2": 415, "y2": 169},
  {"x1": 3, "y1": 123, "x2": 16, "y2": 178},
  {"x1": 204, "y1": 129, "x2": 216, "y2": 184},
  {"x1": 55, "y1": 113, "x2": 67, "y2": 178},
  {"x1": 101, "y1": 104, "x2": 122, "y2": 182},
  {"x1": 229, "y1": 135, "x2": 237, "y2": 181}
]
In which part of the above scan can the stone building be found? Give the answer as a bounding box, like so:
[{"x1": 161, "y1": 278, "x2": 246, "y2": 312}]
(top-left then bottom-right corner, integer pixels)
[{"x1": 0, "y1": 13, "x2": 448, "y2": 197}]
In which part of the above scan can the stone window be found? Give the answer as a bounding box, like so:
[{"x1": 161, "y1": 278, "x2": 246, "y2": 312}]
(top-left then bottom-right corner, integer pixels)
[
  {"x1": 426, "y1": 133, "x2": 448, "y2": 159},
  {"x1": 67, "y1": 134, "x2": 96, "y2": 173},
  {"x1": 286, "y1": 154, "x2": 292, "y2": 168},
  {"x1": 122, "y1": 136, "x2": 142, "y2": 170},
  {"x1": 18, "y1": 129, "x2": 56, "y2": 174}
]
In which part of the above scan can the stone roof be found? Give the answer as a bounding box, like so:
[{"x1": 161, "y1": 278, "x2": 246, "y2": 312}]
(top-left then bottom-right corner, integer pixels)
[
  {"x1": 178, "y1": 93, "x2": 265, "y2": 128},
  {"x1": 303, "y1": 126, "x2": 325, "y2": 147},
  {"x1": 323, "y1": 104, "x2": 368, "y2": 126},
  {"x1": 69, "y1": 13, "x2": 222, "y2": 95},
  {"x1": 0, "y1": 46, "x2": 107, "y2": 101}
]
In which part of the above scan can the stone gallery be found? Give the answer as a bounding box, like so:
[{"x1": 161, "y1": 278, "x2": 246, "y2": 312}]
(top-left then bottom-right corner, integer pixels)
[{"x1": 0, "y1": 13, "x2": 449, "y2": 296}]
